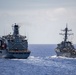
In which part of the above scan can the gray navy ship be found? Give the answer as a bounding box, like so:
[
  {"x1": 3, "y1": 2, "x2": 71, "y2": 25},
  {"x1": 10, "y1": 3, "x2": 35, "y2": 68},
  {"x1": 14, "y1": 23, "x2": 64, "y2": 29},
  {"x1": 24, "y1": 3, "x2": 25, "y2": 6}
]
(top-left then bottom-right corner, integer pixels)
[
  {"x1": 0, "y1": 23, "x2": 31, "y2": 59},
  {"x1": 55, "y1": 25, "x2": 76, "y2": 58}
]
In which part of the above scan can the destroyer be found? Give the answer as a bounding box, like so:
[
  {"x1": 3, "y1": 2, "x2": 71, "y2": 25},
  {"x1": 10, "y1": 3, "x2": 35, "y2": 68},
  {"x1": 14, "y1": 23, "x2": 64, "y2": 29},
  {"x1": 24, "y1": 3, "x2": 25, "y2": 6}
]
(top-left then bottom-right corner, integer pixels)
[
  {"x1": 55, "y1": 25, "x2": 76, "y2": 58},
  {"x1": 0, "y1": 23, "x2": 31, "y2": 59}
]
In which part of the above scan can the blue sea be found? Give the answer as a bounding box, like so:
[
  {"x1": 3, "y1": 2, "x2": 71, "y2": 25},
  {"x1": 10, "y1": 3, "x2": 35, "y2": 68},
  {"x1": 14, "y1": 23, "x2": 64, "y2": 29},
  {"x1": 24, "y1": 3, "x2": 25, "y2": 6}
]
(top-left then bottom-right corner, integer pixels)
[{"x1": 0, "y1": 44, "x2": 76, "y2": 75}]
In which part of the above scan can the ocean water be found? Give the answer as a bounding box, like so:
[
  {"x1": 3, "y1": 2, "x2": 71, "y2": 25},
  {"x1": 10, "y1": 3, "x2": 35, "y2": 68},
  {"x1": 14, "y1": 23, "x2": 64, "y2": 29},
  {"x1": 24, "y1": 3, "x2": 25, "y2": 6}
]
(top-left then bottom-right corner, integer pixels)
[{"x1": 0, "y1": 44, "x2": 76, "y2": 75}]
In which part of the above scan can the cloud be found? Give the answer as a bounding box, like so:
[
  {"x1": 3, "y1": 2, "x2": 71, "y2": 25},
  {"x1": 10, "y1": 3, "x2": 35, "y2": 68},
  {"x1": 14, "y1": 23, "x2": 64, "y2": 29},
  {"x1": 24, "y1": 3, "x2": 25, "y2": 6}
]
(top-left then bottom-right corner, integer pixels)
[
  {"x1": 54, "y1": 8, "x2": 66, "y2": 14},
  {"x1": 0, "y1": 6, "x2": 76, "y2": 44}
]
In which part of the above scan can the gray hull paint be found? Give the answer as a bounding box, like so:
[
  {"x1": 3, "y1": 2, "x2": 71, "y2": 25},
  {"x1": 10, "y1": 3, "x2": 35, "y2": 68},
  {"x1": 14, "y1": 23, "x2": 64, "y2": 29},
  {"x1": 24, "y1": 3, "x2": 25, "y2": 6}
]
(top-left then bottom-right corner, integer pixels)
[
  {"x1": 0, "y1": 24, "x2": 31, "y2": 59},
  {"x1": 0, "y1": 50, "x2": 7, "y2": 58},
  {"x1": 55, "y1": 26, "x2": 76, "y2": 58},
  {"x1": 8, "y1": 52, "x2": 30, "y2": 59},
  {"x1": 56, "y1": 50, "x2": 76, "y2": 58},
  {"x1": 0, "y1": 50, "x2": 30, "y2": 59}
]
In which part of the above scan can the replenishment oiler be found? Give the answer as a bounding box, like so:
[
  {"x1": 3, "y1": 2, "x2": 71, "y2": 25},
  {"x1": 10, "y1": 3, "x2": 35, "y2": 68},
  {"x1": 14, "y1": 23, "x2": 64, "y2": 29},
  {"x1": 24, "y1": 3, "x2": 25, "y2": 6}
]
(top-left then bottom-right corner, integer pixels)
[
  {"x1": 55, "y1": 25, "x2": 76, "y2": 58},
  {"x1": 0, "y1": 23, "x2": 31, "y2": 59}
]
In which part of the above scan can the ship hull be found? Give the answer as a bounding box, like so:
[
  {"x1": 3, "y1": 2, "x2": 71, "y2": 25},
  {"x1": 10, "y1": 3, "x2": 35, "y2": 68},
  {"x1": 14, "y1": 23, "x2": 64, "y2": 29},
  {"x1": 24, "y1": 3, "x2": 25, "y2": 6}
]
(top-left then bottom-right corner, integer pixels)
[
  {"x1": 0, "y1": 50, "x2": 8, "y2": 58},
  {"x1": 0, "y1": 50, "x2": 30, "y2": 59},
  {"x1": 7, "y1": 52, "x2": 31, "y2": 59},
  {"x1": 55, "y1": 49, "x2": 76, "y2": 58}
]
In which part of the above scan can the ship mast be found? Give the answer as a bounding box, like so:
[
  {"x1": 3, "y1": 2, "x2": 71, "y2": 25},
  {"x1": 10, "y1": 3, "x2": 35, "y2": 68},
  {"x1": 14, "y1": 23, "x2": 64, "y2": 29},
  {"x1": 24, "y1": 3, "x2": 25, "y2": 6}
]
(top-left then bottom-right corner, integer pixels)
[
  {"x1": 60, "y1": 24, "x2": 73, "y2": 42},
  {"x1": 64, "y1": 24, "x2": 68, "y2": 42},
  {"x1": 13, "y1": 23, "x2": 19, "y2": 36}
]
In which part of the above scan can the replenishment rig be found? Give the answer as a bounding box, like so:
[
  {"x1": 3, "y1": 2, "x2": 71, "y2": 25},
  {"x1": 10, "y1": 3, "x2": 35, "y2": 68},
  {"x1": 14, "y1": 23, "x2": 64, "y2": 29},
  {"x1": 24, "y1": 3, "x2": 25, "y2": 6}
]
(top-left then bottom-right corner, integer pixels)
[{"x1": 0, "y1": 23, "x2": 31, "y2": 59}]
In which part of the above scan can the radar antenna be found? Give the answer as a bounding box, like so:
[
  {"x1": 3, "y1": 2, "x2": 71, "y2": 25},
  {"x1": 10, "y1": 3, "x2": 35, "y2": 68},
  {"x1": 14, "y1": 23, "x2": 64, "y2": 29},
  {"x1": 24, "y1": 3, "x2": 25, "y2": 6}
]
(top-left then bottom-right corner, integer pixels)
[{"x1": 60, "y1": 23, "x2": 73, "y2": 42}]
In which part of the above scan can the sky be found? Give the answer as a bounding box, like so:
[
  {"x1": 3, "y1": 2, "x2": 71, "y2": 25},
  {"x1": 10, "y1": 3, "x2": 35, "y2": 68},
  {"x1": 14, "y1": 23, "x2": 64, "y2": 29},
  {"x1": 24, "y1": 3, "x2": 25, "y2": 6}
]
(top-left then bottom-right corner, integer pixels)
[{"x1": 0, "y1": 0, "x2": 76, "y2": 44}]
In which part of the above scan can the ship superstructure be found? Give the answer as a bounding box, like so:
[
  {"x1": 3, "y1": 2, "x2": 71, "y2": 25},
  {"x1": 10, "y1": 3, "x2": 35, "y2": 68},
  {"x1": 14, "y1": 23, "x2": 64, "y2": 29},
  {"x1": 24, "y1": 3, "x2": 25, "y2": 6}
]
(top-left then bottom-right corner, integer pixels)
[
  {"x1": 55, "y1": 25, "x2": 76, "y2": 58},
  {"x1": 0, "y1": 23, "x2": 31, "y2": 59}
]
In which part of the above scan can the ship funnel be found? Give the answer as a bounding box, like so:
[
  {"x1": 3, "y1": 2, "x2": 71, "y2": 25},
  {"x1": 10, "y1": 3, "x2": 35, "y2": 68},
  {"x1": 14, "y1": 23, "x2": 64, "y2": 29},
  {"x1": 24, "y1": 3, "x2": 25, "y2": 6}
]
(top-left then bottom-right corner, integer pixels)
[{"x1": 13, "y1": 23, "x2": 19, "y2": 36}]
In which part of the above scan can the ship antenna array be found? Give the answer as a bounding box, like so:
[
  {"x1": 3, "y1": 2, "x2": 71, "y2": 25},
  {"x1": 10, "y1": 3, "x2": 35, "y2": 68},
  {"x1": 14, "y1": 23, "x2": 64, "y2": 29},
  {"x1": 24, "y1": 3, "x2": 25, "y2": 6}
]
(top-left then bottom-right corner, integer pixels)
[
  {"x1": 59, "y1": 24, "x2": 73, "y2": 42},
  {"x1": 12, "y1": 23, "x2": 21, "y2": 36},
  {"x1": 12, "y1": 23, "x2": 20, "y2": 29}
]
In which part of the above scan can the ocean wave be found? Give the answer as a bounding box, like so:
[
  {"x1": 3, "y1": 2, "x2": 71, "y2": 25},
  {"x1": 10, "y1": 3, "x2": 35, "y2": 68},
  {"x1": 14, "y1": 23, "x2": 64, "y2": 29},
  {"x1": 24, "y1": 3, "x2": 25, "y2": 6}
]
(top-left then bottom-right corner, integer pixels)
[{"x1": 50, "y1": 55, "x2": 76, "y2": 60}]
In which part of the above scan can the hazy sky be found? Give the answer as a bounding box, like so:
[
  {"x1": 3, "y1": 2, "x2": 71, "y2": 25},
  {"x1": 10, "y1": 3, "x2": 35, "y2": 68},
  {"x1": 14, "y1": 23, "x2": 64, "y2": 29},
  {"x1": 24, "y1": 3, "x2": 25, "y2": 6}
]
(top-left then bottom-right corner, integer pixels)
[{"x1": 0, "y1": 0, "x2": 76, "y2": 44}]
